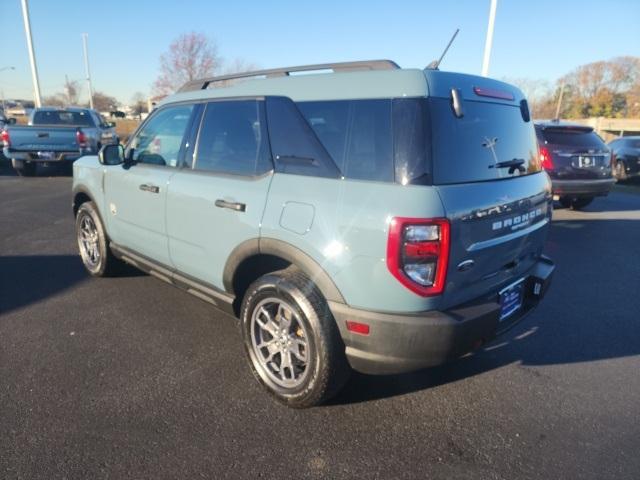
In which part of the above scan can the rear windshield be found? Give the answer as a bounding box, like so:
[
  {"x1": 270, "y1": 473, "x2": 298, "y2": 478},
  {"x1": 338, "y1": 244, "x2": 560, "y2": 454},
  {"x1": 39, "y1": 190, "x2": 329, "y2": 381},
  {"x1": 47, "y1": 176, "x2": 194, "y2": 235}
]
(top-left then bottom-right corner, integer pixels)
[
  {"x1": 289, "y1": 97, "x2": 539, "y2": 185},
  {"x1": 540, "y1": 128, "x2": 605, "y2": 149},
  {"x1": 429, "y1": 98, "x2": 540, "y2": 185},
  {"x1": 32, "y1": 110, "x2": 94, "y2": 127}
]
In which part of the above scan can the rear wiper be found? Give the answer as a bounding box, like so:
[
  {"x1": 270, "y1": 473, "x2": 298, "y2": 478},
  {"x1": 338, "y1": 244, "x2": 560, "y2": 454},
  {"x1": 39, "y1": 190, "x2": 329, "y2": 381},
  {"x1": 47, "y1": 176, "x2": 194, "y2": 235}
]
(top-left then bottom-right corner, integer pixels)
[{"x1": 489, "y1": 158, "x2": 526, "y2": 174}]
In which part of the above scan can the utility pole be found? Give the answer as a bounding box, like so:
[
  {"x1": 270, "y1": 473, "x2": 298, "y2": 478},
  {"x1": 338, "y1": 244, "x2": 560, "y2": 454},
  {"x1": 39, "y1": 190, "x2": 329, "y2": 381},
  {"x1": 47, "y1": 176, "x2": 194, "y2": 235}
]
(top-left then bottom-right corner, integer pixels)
[
  {"x1": 481, "y1": 0, "x2": 498, "y2": 77},
  {"x1": 82, "y1": 33, "x2": 94, "y2": 109},
  {"x1": 555, "y1": 82, "x2": 566, "y2": 120},
  {"x1": 20, "y1": 0, "x2": 42, "y2": 107}
]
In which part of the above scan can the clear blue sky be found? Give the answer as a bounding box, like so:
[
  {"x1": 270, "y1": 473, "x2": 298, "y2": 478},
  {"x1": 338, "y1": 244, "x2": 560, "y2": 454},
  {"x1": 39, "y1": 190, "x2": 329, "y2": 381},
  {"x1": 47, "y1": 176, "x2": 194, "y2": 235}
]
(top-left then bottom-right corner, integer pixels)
[{"x1": 1, "y1": 0, "x2": 639, "y2": 105}]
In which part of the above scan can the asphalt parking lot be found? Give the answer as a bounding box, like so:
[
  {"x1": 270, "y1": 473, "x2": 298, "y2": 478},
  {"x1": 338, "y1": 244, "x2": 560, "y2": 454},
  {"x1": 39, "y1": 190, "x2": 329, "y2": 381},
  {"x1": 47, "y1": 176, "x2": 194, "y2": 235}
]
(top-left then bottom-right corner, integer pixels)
[{"x1": 1, "y1": 166, "x2": 639, "y2": 480}]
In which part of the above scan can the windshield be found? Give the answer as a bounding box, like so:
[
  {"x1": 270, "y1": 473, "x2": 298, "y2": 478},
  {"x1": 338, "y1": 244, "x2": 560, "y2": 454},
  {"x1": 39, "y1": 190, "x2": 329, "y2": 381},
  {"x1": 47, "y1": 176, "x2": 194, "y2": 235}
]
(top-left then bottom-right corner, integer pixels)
[{"x1": 32, "y1": 110, "x2": 94, "y2": 127}]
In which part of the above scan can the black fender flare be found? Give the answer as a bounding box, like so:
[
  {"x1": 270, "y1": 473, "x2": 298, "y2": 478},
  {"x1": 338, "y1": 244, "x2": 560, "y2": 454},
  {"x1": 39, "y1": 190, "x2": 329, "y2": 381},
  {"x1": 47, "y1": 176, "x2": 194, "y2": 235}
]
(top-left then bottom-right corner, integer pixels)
[{"x1": 223, "y1": 237, "x2": 345, "y2": 304}]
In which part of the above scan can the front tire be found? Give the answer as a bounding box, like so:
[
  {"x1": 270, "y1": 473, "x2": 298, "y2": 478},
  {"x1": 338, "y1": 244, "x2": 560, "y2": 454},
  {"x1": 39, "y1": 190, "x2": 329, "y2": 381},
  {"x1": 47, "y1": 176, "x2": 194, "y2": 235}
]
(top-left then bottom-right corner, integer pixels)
[
  {"x1": 559, "y1": 196, "x2": 593, "y2": 210},
  {"x1": 240, "y1": 268, "x2": 350, "y2": 408},
  {"x1": 12, "y1": 159, "x2": 36, "y2": 176},
  {"x1": 75, "y1": 201, "x2": 121, "y2": 276}
]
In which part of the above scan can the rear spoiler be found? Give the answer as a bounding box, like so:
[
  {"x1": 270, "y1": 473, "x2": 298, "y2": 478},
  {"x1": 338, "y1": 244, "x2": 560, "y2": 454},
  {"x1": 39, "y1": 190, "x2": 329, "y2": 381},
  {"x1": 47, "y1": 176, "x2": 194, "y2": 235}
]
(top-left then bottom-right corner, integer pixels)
[{"x1": 539, "y1": 124, "x2": 594, "y2": 134}]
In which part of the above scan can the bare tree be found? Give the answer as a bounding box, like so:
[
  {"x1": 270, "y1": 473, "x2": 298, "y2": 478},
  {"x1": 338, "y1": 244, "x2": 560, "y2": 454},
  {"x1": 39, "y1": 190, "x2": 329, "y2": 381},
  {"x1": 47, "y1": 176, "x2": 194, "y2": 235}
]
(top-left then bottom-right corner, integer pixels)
[
  {"x1": 153, "y1": 32, "x2": 220, "y2": 95},
  {"x1": 92, "y1": 91, "x2": 119, "y2": 112},
  {"x1": 130, "y1": 92, "x2": 148, "y2": 119},
  {"x1": 64, "y1": 78, "x2": 81, "y2": 105},
  {"x1": 42, "y1": 94, "x2": 66, "y2": 107}
]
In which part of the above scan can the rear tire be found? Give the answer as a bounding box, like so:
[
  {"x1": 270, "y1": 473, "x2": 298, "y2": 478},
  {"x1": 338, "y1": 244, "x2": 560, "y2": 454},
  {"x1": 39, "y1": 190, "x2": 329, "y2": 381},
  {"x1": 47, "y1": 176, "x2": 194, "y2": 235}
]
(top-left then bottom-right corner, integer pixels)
[
  {"x1": 75, "y1": 201, "x2": 122, "y2": 276},
  {"x1": 559, "y1": 196, "x2": 593, "y2": 210},
  {"x1": 240, "y1": 268, "x2": 350, "y2": 408},
  {"x1": 12, "y1": 159, "x2": 36, "y2": 177}
]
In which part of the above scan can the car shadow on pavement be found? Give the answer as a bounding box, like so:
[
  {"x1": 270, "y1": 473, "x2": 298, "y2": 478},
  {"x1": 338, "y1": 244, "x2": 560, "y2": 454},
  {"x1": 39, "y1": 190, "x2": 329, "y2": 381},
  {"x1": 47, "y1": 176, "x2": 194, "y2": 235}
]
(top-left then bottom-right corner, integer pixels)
[
  {"x1": 0, "y1": 255, "x2": 88, "y2": 315},
  {"x1": 330, "y1": 216, "x2": 640, "y2": 406},
  {"x1": 0, "y1": 161, "x2": 72, "y2": 177},
  {"x1": 0, "y1": 255, "x2": 147, "y2": 316}
]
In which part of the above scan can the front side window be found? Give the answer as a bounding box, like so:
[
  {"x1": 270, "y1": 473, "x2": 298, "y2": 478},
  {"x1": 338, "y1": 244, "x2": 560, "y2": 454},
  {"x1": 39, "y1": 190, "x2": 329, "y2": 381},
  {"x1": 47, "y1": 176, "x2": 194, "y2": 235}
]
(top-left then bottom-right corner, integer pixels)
[
  {"x1": 128, "y1": 104, "x2": 194, "y2": 167},
  {"x1": 194, "y1": 100, "x2": 271, "y2": 176}
]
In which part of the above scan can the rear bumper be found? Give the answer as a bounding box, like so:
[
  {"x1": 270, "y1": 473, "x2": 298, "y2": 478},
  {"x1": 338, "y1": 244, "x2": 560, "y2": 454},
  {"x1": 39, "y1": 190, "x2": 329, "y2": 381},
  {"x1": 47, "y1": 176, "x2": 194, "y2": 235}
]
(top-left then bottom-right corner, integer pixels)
[
  {"x1": 3, "y1": 148, "x2": 88, "y2": 163},
  {"x1": 551, "y1": 178, "x2": 615, "y2": 197},
  {"x1": 330, "y1": 256, "x2": 554, "y2": 375}
]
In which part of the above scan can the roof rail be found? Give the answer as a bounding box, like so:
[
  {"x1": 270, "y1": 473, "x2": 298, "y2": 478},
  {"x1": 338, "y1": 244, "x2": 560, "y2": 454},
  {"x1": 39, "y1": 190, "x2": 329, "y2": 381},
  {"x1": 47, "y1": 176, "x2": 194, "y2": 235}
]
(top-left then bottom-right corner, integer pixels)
[{"x1": 177, "y1": 59, "x2": 400, "y2": 92}]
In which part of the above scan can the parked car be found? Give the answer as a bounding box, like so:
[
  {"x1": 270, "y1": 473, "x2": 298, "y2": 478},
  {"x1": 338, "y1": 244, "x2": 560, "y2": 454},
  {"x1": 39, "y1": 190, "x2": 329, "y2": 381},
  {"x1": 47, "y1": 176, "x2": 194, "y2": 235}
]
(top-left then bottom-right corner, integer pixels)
[
  {"x1": 2, "y1": 107, "x2": 118, "y2": 176},
  {"x1": 534, "y1": 121, "x2": 614, "y2": 209},
  {"x1": 609, "y1": 136, "x2": 640, "y2": 181},
  {"x1": 0, "y1": 113, "x2": 15, "y2": 128},
  {"x1": 72, "y1": 60, "x2": 555, "y2": 407}
]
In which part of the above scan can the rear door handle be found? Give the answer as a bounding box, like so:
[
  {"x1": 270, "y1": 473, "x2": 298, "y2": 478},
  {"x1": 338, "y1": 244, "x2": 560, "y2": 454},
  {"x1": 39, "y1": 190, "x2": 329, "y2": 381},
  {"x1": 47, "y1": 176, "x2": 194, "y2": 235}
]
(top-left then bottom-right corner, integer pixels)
[
  {"x1": 139, "y1": 184, "x2": 160, "y2": 194},
  {"x1": 215, "y1": 199, "x2": 246, "y2": 212}
]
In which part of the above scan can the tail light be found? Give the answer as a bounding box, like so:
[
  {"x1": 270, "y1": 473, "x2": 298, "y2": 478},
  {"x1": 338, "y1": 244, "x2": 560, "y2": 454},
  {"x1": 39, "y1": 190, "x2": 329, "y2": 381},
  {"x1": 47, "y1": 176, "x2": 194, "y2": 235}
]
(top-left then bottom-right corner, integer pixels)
[
  {"x1": 1, "y1": 129, "x2": 9, "y2": 148},
  {"x1": 76, "y1": 129, "x2": 87, "y2": 149},
  {"x1": 387, "y1": 217, "x2": 450, "y2": 296},
  {"x1": 539, "y1": 146, "x2": 554, "y2": 170}
]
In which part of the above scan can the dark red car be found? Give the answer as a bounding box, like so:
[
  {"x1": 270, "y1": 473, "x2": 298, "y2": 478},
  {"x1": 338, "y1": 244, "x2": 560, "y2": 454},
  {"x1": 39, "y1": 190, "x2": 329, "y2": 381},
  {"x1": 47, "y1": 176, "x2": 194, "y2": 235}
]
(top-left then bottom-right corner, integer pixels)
[{"x1": 535, "y1": 121, "x2": 614, "y2": 209}]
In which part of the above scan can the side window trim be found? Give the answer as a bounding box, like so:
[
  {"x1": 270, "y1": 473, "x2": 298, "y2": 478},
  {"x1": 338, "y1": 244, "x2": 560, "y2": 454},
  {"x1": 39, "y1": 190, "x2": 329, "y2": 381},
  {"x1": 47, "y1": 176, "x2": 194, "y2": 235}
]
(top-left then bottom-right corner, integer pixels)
[{"x1": 180, "y1": 103, "x2": 205, "y2": 169}]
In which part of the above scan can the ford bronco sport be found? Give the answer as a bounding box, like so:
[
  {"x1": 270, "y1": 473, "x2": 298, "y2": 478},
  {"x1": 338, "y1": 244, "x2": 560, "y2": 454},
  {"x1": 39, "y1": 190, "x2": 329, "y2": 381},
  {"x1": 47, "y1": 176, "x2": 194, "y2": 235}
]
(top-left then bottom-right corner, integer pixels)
[{"x1": 72, "y1": 60, "x2": 555, "y2": 408}]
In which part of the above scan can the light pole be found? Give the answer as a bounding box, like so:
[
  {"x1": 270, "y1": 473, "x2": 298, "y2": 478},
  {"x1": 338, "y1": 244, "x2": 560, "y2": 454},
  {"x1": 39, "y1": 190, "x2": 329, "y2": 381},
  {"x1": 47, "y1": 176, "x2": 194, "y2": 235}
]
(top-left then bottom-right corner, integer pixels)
[
  {"x1": 481, "y1": 0, "x2": 498, "y2": 77},
  {"x1": 20, "y1": 0, "x2": 42, "y2": 107},
  {"x1": 82, "y1": 33, "x2": 94, "y2": 109}
]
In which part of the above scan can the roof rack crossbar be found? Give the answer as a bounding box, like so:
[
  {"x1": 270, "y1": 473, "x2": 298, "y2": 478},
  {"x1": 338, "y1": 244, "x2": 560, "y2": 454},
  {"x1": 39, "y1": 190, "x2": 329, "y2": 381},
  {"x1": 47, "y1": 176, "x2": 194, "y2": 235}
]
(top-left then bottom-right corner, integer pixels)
[{"x1": 177, "y1": 59, "x2": 400, "y2": 92}]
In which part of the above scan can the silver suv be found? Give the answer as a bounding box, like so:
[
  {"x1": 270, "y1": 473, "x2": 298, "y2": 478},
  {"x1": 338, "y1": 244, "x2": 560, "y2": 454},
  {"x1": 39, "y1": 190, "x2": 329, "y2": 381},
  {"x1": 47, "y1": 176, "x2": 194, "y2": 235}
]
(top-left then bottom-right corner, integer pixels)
[{"x1": 72, "y1": 60, "x2": 555, "y2": 407}]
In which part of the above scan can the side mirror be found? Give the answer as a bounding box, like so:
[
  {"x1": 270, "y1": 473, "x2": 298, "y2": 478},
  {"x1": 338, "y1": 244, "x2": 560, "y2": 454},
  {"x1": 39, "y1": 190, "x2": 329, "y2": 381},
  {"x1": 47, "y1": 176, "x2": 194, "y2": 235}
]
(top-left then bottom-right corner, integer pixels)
[{"x1": 99, "y1": 144, "x2": 124, "y2": 165}]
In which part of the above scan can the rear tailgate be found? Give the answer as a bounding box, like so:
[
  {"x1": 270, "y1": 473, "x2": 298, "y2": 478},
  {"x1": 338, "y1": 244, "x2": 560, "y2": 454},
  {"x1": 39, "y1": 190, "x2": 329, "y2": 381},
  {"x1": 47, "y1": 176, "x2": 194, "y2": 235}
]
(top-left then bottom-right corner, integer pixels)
[
  {"x1": 424, "y1": 71, "x2": 552, "y2": 310},
  {"x1": 6, "y1": 126, "x2": 80, "y2": 153},
  {"x1": 436, "y1": 174, "x2": 551, "y2": 309},
  {"x1": 539, "y1": 127, "x2": 611, "y2": 180}
]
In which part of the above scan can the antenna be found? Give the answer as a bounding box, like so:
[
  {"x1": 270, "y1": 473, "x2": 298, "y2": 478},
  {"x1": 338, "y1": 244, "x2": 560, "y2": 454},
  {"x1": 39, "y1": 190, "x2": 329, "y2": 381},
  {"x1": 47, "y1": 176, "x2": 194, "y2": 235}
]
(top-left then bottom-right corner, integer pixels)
[{"x1": 426, "y1": 28, "x2": 460, "y2": 70}]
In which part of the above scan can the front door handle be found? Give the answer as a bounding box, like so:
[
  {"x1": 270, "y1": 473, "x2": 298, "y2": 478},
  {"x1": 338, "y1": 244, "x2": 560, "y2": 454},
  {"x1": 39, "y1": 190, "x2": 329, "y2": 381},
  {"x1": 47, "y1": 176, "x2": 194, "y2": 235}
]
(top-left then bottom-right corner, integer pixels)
[
  {"x1": 215, "y1": 199, "x2": 246, "y2": 212},
  {"x1": 139, "y1": 184, "x2": 160, "y2": 194}
]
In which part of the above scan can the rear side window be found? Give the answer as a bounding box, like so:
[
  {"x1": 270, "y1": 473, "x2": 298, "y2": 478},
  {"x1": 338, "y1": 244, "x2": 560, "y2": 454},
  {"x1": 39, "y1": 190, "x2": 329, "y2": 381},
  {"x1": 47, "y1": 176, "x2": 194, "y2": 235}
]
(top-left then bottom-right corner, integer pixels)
[
  {"x1": 540, "y1": 128, "x2": 605, "y2": 149},
  {"x1": 32, "y1": 110, "x2": 94, "y2": 127},
  {"x1": 265, "y1": 97, "x2": 341, "y2": 179},
  {"x1": 195, "y1": 100, "x2": 272, "y2": 176},
  {"x1": 297, "y1": 100, "x2": 394, "y2": 182},
  {"x1": 430, "y1": 98, "x2": 541, "y2": 185}
]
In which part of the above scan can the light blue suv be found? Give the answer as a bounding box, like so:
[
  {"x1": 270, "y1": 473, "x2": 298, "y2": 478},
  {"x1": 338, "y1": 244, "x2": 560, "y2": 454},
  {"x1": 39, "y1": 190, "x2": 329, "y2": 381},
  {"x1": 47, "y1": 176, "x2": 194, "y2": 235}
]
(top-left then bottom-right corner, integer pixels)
[{"x1": 73, "y1": 60, "x2": 555, "y2": 407}]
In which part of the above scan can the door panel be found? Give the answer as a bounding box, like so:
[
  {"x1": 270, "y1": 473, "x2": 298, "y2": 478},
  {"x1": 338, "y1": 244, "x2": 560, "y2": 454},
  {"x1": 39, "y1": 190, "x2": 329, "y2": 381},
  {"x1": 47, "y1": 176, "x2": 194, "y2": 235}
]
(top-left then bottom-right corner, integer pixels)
[
  {"x1": 103, "y1": 103, "x2": 196, "y2": 265},
  {"x1": 166, "y1": 99, "x2": 273, "y2": 289},
  {"x1": 104, "y1": 164, "x2": 176, "y2": 265},
  {"x1": 167, "y1": 171, "x2": 272, "y2": 288}
]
